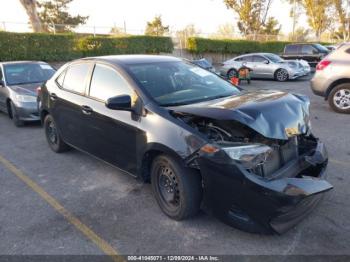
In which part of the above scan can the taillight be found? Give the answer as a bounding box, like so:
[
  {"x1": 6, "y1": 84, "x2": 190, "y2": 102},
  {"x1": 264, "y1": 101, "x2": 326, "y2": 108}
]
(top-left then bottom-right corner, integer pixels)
[
  {"x1": 36, "y1": 86, "x2": 41, "y2": 96},
  {"x1": 316, "y1": 60, "x2": 331, "y2": 71}
]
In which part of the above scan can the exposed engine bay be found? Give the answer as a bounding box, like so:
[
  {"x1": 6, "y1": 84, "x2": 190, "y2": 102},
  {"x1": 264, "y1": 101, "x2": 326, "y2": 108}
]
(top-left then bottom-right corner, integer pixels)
[{"x1": 174, "y1": 112, "x2": 319, "y2": 179}]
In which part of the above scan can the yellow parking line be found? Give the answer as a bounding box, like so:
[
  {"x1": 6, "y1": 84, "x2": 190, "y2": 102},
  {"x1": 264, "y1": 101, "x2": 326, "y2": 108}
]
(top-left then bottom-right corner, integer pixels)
[{"x1": 0, "y1": 154, "x2": 124, "y2": 262}]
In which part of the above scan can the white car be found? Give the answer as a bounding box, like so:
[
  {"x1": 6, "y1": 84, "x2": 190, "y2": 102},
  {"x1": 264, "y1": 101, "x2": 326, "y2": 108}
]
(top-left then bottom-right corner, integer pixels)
[{"x1": 220, "y1": 53, "x2": 311, "y2": 82}]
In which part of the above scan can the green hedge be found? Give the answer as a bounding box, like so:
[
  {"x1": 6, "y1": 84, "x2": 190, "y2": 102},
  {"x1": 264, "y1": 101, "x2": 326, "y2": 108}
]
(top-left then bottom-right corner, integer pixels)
[
  {"x1": 77, "y1": 35, "x2": 173, "y2": 56},
  {"x1": 0, "y1": 32, "x2": 174, "y2": 61},
  {"x1": 188, "y1": 37, "x2": 292, "y2": 54}
]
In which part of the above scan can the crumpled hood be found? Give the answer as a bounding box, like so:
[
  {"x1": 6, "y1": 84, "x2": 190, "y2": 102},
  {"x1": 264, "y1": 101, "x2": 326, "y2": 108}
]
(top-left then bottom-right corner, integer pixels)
[
  {"x1": 9, "y1": 83, "x2": 42, "y2": 96},
  {"x1": 170, "y1": 90, "x2": 311, "y2": 140}
]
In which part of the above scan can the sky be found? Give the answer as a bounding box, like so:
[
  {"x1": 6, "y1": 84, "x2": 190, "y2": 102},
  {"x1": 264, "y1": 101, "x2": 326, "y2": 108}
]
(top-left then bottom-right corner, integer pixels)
[{"x1": 1, "y1": 0, "x2": 307, "y2": 35}]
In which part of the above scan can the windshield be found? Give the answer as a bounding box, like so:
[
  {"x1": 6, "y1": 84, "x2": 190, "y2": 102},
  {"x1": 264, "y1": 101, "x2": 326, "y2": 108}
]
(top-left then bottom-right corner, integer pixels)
[
  {"x1": 4, "y1": 63, "x2": 55, "y2": 85},
  {"x1": 314, "y1": 44, "x2": 329, "y2": 53},
  {"x1": 126, "y1": 61, "x2": 240, "y2": 106},
  {"x1": 264, "y1": 54, "x2": 283, "y2": 63}
]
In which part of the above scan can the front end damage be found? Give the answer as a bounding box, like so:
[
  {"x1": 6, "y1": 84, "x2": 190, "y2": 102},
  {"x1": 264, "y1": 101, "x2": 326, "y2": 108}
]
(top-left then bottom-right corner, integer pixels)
[{"x1": 171, "y1": 91, "x2": 333, "y2": 234}]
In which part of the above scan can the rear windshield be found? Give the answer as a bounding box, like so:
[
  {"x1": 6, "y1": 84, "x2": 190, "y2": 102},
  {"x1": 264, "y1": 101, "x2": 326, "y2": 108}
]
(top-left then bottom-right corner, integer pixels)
[{"x1": 4, "y1": 63, "x2": 55, "y2": 85}]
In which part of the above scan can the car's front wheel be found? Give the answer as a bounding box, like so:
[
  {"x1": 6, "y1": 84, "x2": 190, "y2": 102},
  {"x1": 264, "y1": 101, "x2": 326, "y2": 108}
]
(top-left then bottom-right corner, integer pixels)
[
  {"x1": 9, "y1": 101, "x2": 24, "y2": 127},
  {"x1": 151, "y1": 155, "x2": 202, "y2": 220},
  {"x1": 44, "y1": 114, "x2": 70, "y2": 153},
  {"x1": 275, "y1": 69, "x2": 289, "y2": 82},
  {"x1": 328, "y1": 83, "x2": 350, "y2": 114}
]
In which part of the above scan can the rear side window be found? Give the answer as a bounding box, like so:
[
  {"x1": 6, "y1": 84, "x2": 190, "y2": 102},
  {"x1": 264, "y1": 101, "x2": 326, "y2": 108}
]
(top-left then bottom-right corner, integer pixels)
[
  {"x1": 236, "y1": 56, "x2": 253, "y2": 62},
  {"x1": 89, "y1": 64, "x2": 131, "y2": 101},
  {"x1": 62, "y1": 63, "x2": 91, "y2": 94},
  {"x1": 285, "y1": 45, "x2": 299, "y2": 54},
  {"x1": 346, "y1": 48, "x2": 350, "y2": 54},
  {"x1": 301, "y1": 45, "x2": 315, "y2": 54}
]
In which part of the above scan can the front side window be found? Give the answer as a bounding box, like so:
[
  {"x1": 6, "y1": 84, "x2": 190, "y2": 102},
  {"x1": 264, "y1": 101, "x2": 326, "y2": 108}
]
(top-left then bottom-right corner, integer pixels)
[
  {"x1": 89, "y1": 64, "x2": 131, "y2": 101},
  {"x1": 4, "y1": 63, "x2": 55, "y2": 86},
  {"x1": 263, "y1": 54, "x2": 283, "y2": 63},
  {"x1": 253, "y1": 56, "x2": 266, "y2": 63},
  {"x1": 63, "y1": 63, "x2": 91, "y2": 94},
  {"x1": 126, "y1": 61, "x2": 240, "y2": 107},
  {"x1": 301, "y1": 45, "x2": 315, "y2": 55}
]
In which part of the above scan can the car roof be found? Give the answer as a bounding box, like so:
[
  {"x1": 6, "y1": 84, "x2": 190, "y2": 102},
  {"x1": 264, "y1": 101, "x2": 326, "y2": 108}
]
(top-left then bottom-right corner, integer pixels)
[
  {"x1": 80, "y1": 55, "x2": 181, "y2": 65},
  {"x1": 0, "y1": 61, "x2": 47, "y2": 65},
  {"x1": 237, "y1": 53, "x2": 275, "y2": 57}
]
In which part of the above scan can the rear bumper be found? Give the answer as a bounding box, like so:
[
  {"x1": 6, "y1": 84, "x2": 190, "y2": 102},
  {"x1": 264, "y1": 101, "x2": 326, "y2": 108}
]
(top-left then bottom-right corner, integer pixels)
[
  {"x1": 198, "y1": 140, "x2": 332, "y2": 234},
  {"x1": 310, "y1": 75, "x2": 328, "y2": 98}
]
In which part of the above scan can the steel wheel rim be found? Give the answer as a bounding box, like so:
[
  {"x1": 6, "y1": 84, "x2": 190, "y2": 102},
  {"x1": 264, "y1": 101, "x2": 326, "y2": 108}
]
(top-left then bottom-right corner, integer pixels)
[
  {"x1": 47, "y1": 120, "x2": 58, "y2": 145},
  {"x1": 228, "y1": 70, "x2": 236, "y2": 79},
  {"x1": 157, "y1": 165, "x2": 180, "y2": 210},
  {"x1": 334, "y1": 89, "x2": 350, "y2": 110},
  {"x1": 277, "y1": 70, "x2": 288, "y2": 81}
]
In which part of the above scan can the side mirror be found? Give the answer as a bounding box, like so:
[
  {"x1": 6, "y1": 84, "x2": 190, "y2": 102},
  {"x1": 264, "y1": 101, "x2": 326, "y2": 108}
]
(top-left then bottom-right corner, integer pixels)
[
  {"x1": 263, "y1": 60, "x2": 270, "y2": 64},
  {"x1": 106, "y1": 95, "x2": 132, "y2": 111}
]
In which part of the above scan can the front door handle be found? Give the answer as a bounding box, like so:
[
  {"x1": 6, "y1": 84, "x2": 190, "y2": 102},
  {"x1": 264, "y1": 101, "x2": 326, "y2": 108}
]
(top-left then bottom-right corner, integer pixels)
[
  {"x1": 50, "y1": 93, "x2": 58, "y2": 101},
  {"x1": 81, "y1": 105, "x2": 93, "y2": 115}
]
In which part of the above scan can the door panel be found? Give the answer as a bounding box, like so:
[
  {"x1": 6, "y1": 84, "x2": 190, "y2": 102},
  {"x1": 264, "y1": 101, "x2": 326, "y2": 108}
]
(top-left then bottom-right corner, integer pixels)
[{"x1": 83, "y1": 63, "x2": 146, "y2": 174}]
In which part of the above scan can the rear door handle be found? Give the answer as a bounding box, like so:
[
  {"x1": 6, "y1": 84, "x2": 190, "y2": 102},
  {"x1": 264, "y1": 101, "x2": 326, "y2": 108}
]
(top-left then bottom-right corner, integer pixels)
[
  {"x1": 81, "y1": 105, "x2": 93, "y2": 115},
  {"x1": 50, "y1": 93, "x2": 58, "y2": 101}
]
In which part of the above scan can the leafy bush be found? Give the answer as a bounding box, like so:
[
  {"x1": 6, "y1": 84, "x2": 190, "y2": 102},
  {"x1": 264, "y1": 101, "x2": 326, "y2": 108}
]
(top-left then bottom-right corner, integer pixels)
[
  {"x1": 0, "y1": 32, "x2": 174, "y2": 61},
  {"x1": 188, "y1": 37, "x2": 292, "y2": 54},
  {"x1": 77, "y1": 35, "x2": 174, "y2": 56},
  {"x1": 0, "y1": 32, "x2": 79, "y2": 61}
]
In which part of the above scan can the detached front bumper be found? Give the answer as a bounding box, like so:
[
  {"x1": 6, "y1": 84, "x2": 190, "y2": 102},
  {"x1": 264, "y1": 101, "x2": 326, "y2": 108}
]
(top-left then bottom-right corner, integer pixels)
[{"x1": 197, "y1": 140, "x2": 332, "y2": 234}]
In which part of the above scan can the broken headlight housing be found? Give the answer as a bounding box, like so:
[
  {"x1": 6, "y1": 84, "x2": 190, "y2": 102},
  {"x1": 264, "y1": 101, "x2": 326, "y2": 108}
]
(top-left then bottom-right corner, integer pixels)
[{"x1": 222, "y1": 144, "x2": 273, "y2": 169}]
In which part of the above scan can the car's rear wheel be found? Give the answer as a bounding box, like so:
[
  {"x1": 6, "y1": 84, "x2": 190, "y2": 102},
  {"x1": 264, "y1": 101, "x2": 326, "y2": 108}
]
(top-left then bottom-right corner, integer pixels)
[
  {"x1": 151, "y1": 155, "x2": 202, "y2": 220},
  {"x1": 275, "y1": 69, "x2": 289, "y2": 82},
  {"x1": 44, "y1": 114, "x2": 70, "y2": 153},
  {"x1": 227, "y1": 69, "x2": 237, "y2": 80},
  {"x1": 328, "y1": 83, "x2": 350, "y2": 114},
  {"x1": 9, "y1": 101, "x2": 24, "y2": 127}
]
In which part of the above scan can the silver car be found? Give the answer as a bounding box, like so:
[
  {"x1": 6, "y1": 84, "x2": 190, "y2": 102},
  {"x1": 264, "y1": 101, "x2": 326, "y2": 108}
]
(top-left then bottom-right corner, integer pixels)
[
  {"x1": 311, "y1": 43, "x2": 350, "y2": 114},
  {"x1": 0, "y1": 61, "x2": 55, "y2": 126},
  {"x1": 220, "y1": 53, "x2": 311, "y2": 82}
]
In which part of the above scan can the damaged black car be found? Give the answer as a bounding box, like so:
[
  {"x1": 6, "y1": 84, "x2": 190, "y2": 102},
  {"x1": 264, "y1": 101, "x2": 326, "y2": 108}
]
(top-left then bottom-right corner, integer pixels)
[{"x1": 39, "y1": 55, "x2": 333, "y2": 234}]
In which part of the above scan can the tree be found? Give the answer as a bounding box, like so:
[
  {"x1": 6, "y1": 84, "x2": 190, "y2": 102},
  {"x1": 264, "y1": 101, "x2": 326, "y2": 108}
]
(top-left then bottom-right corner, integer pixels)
[
  {"x1": 19, "y1": 0, "x2": 43, "y2": 32},
  {"x1": 110, "y1": 26, "x2": 127, "y2": 36},
  {"x1": 176, "y1": 24, "x2": 200, "y2": 48},
  {"x1": 213, "y1": 23, "x2": 236, "y2": 39},
  {"x1": 145, "y1": 16, "x2": 169, "y2": 36},
  {"x1": 292, "y1": 0, "x2": 333, "y2": 40},
  {"x1": 224, "y1": 0, "x2": 273, "y2": 36},
  {"x1": 262, "y1": 17, "x2": 281, "y2": 35},
  {"x1": 37, "y1": 0, "x2": 89, "y2": 33},
  {"x1": 331, "y1": 0, "x2": 350, "y2": 41},
  {"x1": 288, "y1": 27, "x2": 310, "y2": 41}
]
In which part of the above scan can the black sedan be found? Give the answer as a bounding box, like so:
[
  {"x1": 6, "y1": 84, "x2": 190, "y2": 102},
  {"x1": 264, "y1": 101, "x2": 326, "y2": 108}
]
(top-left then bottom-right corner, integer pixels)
[{"x1": 39, "y1": 55, "x2": 332, "y2": 234}]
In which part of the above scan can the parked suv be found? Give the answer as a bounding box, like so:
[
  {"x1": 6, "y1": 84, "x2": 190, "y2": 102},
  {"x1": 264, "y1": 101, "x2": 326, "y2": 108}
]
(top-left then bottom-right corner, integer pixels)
[
  {"x1": 281, "y1": 43, "x2": 329, "y2": 67},
  {"x1": 311, "y1": 43, "x2": 350, "y2": 113}
]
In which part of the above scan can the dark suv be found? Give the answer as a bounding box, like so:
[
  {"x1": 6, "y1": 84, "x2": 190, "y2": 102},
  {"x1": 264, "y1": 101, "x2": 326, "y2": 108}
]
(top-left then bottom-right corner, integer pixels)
[
  {"x1": 281, "y1": 43, "x2": 329, "y2": 67},
  {"x1": 39, "y1": 55, "x2": 332, "y2": 234}
]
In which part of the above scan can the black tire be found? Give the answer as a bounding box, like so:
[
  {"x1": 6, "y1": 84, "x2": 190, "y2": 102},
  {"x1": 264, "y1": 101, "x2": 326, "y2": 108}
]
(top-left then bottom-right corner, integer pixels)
[
  {"x1": 274, "y1": 69, "x2": 289, "y2": 82},
  {"x1": 227, "y1": 69, "x2": 237, "y2": 80},
  {"x1": 9, "y1": 101, "x2": 24, "y2": 127},
  {"x1": 151, "y1": 155, "x2": 202, "y2": 220},
  {"x1": 328, "y1": 83, "x2": 350, "y2": 114},
  {"x1": 44, "y1": 114, "x2": 70, "y2": 153}
]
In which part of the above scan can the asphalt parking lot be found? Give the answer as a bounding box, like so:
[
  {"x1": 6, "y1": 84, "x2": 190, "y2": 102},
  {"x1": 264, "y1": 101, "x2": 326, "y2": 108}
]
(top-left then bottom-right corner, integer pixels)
[{"x1": 0, "y1": 74, "x2": 349, "y2": 258}]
